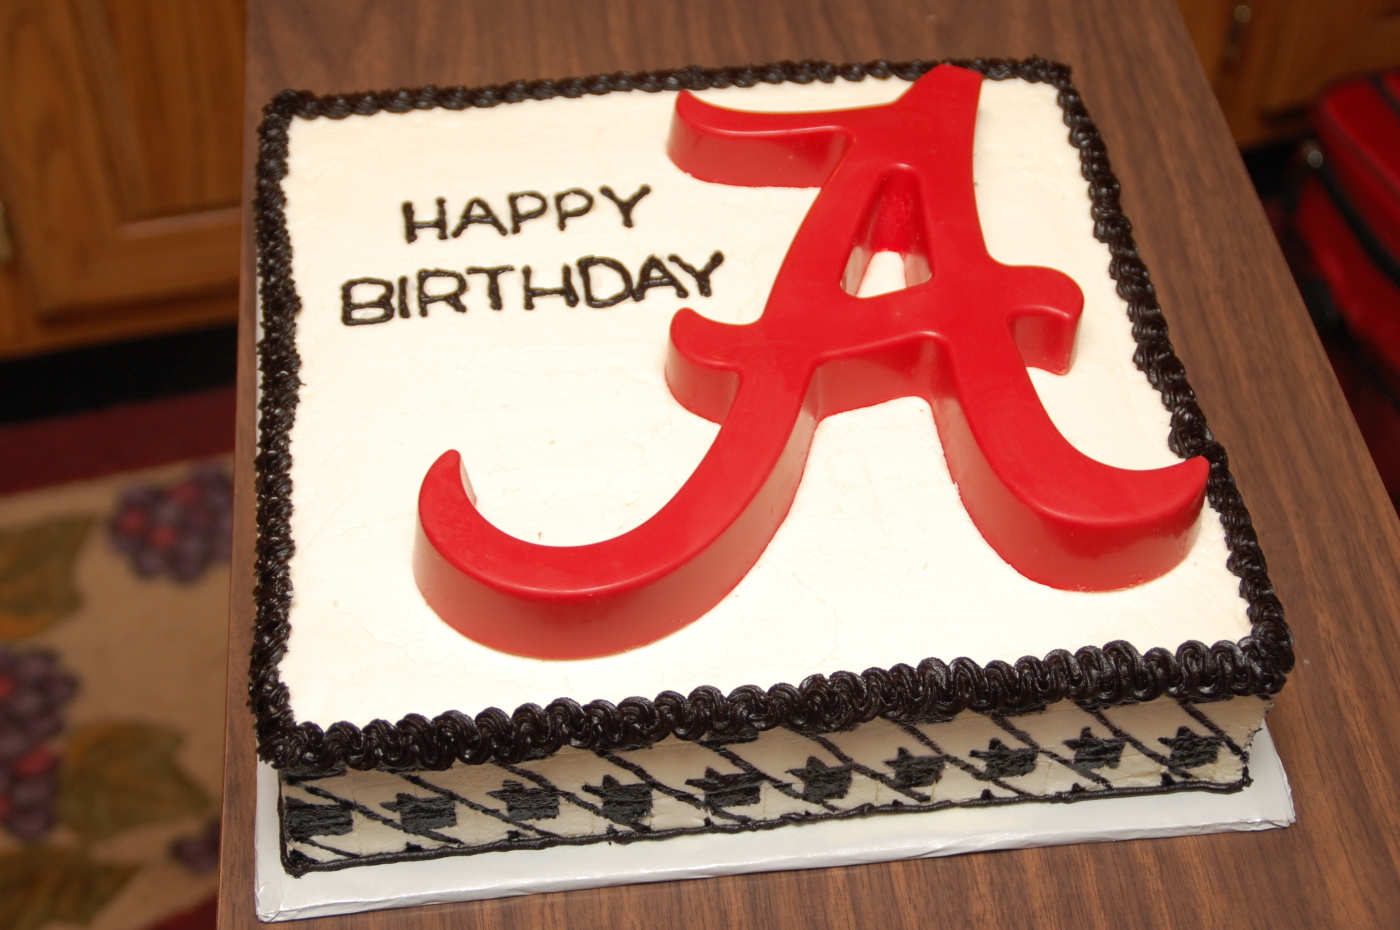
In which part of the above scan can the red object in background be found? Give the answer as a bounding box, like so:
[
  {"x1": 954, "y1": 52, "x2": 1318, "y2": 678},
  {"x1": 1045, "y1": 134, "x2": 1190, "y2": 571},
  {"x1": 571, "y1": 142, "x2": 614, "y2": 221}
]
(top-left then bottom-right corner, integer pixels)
[
  {"x1": 1295, "y1": 178, "x2": 1400, "y2": 371},
  {"x1": 1312, "y1": 72, "x2": 1400, "y2": 266},
  {"x1": 416, "y1": 65, "x2": 1207, "y2": 660},
  {"x1": 1287, "y1": 71, "x2": 1400, "y2": 505}
]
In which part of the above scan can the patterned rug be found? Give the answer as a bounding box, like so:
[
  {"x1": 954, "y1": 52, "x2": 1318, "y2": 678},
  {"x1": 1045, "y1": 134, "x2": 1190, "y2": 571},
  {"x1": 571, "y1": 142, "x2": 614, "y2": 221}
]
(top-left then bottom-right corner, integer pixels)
[{"x1": 0, "y1": 389, "x2": 232, "y2": 930}]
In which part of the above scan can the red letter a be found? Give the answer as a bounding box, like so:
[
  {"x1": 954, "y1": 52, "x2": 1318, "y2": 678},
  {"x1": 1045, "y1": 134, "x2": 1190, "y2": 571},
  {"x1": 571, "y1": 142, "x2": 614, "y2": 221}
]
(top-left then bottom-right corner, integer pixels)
[{"x1": 414, "y1": 65, "x2": 1208, "y2": 659}]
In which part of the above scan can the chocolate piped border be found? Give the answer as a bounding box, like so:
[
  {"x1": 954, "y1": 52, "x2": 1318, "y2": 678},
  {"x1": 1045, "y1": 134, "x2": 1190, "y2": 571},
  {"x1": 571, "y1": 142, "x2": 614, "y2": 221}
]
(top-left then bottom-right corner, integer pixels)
[{"x1": 252, "y1": 57, "x2": 1292, "y2": 773}]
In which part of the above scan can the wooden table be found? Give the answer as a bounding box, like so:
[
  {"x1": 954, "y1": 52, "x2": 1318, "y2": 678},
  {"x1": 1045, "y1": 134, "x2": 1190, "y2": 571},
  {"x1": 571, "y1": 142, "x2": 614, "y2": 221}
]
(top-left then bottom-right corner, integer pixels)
[{"x1": 219, "y1": 1, "x2": 1400, "y2": 926}]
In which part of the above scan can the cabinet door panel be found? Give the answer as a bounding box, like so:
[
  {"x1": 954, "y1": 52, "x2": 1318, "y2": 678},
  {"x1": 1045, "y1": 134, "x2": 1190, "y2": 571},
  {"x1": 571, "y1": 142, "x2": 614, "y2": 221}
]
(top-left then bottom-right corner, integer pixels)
[
  {"x1": 0, "y1": 0, "x2": 243, "y2": 321},
  {"x1": 1177, "y1": 0, "x2": 1400, "y2": 147},
  {"x1": 79, "y1": 0, "x2": 244, "y2": 219},
  {"x1": 1258, "y1": 0, "x2": 1400, "y2": 114}
]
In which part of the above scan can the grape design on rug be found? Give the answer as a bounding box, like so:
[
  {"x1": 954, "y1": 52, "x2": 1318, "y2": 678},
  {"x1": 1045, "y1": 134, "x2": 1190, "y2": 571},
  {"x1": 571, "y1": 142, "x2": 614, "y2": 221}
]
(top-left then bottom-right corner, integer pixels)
[
  {"x1": 108, "y1": 465, "x2": 233, "y2": 583},
  {"x1": 0, "y1": 645, "x2": 75, "y2": 840},
  {"x1": 0, "y1": 460, "x2": 230, "y2": 930}
]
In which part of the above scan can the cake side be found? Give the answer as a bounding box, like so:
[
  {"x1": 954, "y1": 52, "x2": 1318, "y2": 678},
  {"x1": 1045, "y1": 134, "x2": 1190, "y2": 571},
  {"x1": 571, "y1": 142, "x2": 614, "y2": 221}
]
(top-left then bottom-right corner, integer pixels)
[
  {"x1": 250, "y1": 58, "x2": 1292, "y2": 774},
  {"x1": 277, "y1": 694, "x2": 1272, "y2": 875}
]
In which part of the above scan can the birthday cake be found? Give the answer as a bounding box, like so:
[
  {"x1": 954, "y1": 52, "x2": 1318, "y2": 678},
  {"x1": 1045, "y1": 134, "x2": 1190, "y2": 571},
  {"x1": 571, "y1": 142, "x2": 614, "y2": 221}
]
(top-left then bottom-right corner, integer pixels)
[{"x1": 251, "y1": 58, "x2": 1291, "y2": 877}]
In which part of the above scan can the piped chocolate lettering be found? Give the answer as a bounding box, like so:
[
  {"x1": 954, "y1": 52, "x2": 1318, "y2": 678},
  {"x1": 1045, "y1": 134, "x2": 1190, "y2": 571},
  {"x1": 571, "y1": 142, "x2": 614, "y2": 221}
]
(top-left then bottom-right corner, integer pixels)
[
  {"x1": 397, "y1": 276, "x2": 410, "y2": 318},
  {"x1": 417, "y1": 269, "x2": 468, "y2": 315},
  {"x1": 554, "y1": 189, "x2": 595, "y2": 231},
  {"x1": 599, "y1": 185, "x2": 652, "y2": 228},
  {"x1": 341, "y1": 278, "x2": 395, "y2": 325},
  {"x1": 521, "y1": 264, "x2": 579, "y2": 309},
  {"x1": 452, "y1": 198, "x2": 508, "y2": 237},
  {"x1": 467, "y1": 265, "x2": 515, "y2": 311},
  {"x1": 669, "y1": 251, "x2": 724, "y2": 297},
  {"x1": 633, "y1": 255, "x2": 688, "y2": 300},
  {"x1": 403, "y1": 198, "x2": 448, "y2": 243},
  {"x1": 578, "y1": 257, "x2": 634, "y2": 308},
  {"x1": 508, "y1": 192, "x2": 548, "y2": 234}
]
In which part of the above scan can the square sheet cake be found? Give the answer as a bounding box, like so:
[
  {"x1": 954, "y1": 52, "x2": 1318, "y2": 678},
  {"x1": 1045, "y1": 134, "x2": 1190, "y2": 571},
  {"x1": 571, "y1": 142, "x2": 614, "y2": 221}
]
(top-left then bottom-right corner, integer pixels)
[{"x1": 250, "y1": 57, "x2": 1292, "y2": 879}]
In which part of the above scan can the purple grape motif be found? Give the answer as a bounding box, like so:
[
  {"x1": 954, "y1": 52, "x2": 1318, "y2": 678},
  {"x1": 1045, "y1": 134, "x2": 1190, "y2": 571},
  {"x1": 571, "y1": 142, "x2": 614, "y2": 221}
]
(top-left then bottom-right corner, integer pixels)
[
  {"x1": 109, "y1": 463, "x2": 233, "y2": 582},
  {"x1": 171, "y1": 817, "x2": 221, "y2": 873},
  {"x1": 0, "y1": 645, "x2": 76, "y2": 840}
]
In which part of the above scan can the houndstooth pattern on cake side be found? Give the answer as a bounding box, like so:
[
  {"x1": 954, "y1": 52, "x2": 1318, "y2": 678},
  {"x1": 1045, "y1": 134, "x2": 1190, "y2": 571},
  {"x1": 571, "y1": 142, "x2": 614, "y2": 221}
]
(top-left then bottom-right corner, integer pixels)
[{"x1": 278, "y1": 696, "x2": 1267, "y2": 875}]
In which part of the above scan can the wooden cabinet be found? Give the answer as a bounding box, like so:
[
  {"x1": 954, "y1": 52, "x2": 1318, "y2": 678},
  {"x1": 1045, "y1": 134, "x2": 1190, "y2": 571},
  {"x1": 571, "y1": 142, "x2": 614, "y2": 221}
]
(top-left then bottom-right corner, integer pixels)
[
  {"x1": 1180, "y1": 0, "x2": 1400, "y2": 147},
  {"x1": 0, "y1": 0, "x2": 244, "y2": 360}
]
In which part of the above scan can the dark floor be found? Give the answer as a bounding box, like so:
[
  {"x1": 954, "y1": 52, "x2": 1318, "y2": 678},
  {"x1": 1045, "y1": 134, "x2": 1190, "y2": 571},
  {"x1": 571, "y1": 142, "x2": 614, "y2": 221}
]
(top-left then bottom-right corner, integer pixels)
[{"x1": 1, "y1": 325, "x2": 238, "y2": 425}]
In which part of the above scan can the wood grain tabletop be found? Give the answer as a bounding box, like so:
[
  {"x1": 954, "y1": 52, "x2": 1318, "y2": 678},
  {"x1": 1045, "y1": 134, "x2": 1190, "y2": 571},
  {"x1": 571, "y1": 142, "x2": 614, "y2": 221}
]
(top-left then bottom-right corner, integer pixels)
[{"x1": 219, "y1": 1, "x2": 1400, "y2": 926}]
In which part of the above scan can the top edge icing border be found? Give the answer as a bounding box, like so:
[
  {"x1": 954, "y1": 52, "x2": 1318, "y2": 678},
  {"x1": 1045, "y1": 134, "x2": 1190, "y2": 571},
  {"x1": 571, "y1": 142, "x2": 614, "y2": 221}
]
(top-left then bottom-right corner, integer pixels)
[{"x1": 250, "y1": 56, "x2": 1293, "y2": 774}]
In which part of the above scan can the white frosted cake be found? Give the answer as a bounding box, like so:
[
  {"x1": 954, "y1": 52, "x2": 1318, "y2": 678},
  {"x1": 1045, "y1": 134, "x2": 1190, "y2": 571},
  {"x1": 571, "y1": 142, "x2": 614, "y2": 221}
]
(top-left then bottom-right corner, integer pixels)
[{"x1": 251, "y1": 58, "x2": 1291, "y2": 880}]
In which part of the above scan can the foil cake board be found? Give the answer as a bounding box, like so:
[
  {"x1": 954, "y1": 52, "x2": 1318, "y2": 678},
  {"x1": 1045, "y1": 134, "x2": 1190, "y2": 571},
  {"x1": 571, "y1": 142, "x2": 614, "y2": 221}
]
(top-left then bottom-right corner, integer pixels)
[{"x1": 253, "y1": 726, "x2": 1293, "y2": 920}]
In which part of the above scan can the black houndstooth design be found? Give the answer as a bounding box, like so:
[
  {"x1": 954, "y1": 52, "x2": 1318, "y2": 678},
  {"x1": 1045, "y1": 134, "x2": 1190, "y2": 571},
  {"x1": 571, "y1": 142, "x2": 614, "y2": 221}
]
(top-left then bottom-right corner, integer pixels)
[{"x1": 278, "y1": 696, "x2": 1265, "y2": 875}]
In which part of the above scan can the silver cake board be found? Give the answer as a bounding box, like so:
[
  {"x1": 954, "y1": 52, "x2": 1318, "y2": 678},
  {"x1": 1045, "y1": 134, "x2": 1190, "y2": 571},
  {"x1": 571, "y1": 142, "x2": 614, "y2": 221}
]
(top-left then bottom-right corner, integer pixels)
[{"x1": 253, "y1": 725, "x2": 1293, "y2": 921}]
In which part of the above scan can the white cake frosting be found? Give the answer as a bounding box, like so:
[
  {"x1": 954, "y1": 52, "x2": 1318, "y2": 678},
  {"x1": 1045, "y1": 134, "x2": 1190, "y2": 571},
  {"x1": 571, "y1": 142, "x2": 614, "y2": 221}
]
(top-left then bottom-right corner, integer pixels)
[{"x1": 275, "y1": 76, "x2": 1252, "y2": 727}]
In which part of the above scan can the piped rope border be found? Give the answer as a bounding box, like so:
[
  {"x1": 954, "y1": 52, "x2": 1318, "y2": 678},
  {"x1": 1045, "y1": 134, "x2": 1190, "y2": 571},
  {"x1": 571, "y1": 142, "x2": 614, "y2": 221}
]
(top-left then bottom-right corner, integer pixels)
[{"x1": 252, "y1": 57, "x2": 1292, "y2": 773}]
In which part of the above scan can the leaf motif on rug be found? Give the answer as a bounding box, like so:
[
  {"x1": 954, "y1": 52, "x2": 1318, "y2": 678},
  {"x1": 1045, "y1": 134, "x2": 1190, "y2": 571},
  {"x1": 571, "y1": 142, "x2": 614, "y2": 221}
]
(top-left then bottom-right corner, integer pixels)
[
  {"x1": 0, "y1": 517, "x2": 94, "y2": 641},
  {"x1": 56, "y1": 723, "x2": 210, "y2": 844},
  {"x1": 0, "y1": 846, "x2": 138, "y2": 930}
]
